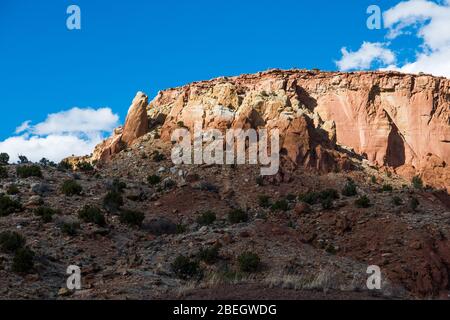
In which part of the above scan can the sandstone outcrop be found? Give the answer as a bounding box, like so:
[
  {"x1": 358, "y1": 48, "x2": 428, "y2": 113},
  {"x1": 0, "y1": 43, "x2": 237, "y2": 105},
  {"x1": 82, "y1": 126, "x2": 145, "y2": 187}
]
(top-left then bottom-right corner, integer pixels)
[
  {"x1": 94, "y1": 69, "x2": 450, "y2": 191},
  {"x1": 93, "y1": 92, "x2": 149, "y2": 163}
]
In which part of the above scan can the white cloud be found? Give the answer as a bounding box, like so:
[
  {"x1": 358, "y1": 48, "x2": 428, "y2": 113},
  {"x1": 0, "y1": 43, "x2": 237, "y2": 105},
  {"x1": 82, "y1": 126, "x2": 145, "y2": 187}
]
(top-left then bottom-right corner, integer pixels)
[
  {"x1": 336, "y1": 42, "x2": 396, "y2": 71},
  {"x1": 0, "y1": 107, "x2": 119, "y2": 163},
  {"x1": 336, "y1": 0, "x2": 450, "y2": 78}
]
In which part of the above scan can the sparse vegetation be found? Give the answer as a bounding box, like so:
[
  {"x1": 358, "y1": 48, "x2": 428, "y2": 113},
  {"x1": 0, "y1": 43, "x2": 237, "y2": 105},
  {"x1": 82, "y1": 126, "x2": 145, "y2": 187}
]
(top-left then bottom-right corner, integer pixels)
[
  {"x1": 12, "y1": 247, "x2": 34, "y2": 273},
  {"x1": 342, "y1": 179, "x2": 357, "y2": 197},
  {"x1": 147, "y1": 174, "x2": 161, "y2": 186},
  {"x1": 321, "y1": 197, "x2": 334, "y2": 210},
  {"x1": 238, "y1": 252, "x2": 261, "y2": 273},
  {"x1": 0, "y1": 231, "x2": 25, "y2": 253},
  {"x1": 392, "y1": 196, "x2": 403, "y2": 206},
  {"x1": 61, "y1": 222, "x2": 80, "y2": 236},
  {"x1": 78, "y1": 205, "x2": 106, "y2": 226},
  {"x1": 412, "y1": 176, "x2": 423, "y2": 189},
  {"x1": 197, "y1": 245, "x2": 220, "y2": 264},
  {"x1": 171, "y1": 255, "x2": 201, "y2": 280},
  {"x1": 0, "y1": 194, "x2": 22, "y2": 217},
  {"x1": 152, "y1": 151, "x2": 166, "y2": 162},
  {"x1": 258, "y1": 195, "x2": 271, "y2": 208},
  {"x1": 119, "y1": 210, "x2": 144, "y2": 227},
  {"x1": 256, "y1": 176, "x2": 264, "y2": 186},
  {"x1": 299, "y1": 191, "x2": 320, "y2": 205},
  {"x1": 271, "y1": 199, "x2": 289, "y2": 212},
  {"x1": 34, "y1": 206, "x2": 60, "y2": 223},
  {"x1": 0, "y1": 166, "x2": 8, "y2": 179},
  {"x1": 77, "y1": 161, "x2": 94, "y2": 172},
  {"x1": 16, "y1": 165, "x2": 42, "y2": 178},
  {"x1": 355, "y1": 195, "x2": 371, "y2": 208},
  {"x1": 176, "y1": 224, "x2": 187, "y2": 234},
  {"x1": 58, "y1": 160, "x2": 72, "y2": 171},
  {"x1": 228, "y1": 209, "x2": 248, "y2": 224},
  {"x1": 196, "y1": 211, "x2": 216, "y2": 226},
  {"x1": 61, "y1": 179, "x2": 83, "y2": 196},
  {"x1": 382, "y1": 184, "x2": 393, "y2": 192},
  {"x1": 6, "y1": 184, "x2": 20, "y2": 195},
  {"x1": 110, "y1": 178, "x2": 127, "y2": 193},
  {"x1": 410, "y1": 197, "x2": 420, "y2": 211},
  {"x1": 103, "y1": 190, "x2": 123, "y2": 212}
]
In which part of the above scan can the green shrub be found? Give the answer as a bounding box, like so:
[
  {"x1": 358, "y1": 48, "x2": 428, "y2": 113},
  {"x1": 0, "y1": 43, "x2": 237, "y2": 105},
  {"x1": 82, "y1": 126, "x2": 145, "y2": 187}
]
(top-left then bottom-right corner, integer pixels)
[
  {"x1": 0, "y1": 153, "x2": 9, "y2": 165},
  {"x1": 78, "y1": 205, "x2": 106, "y2": 226},
  {"x1": 382, "y1": 184, "x2": 393, "y2": 192},
  {"x1": 320, "y1": 189, "x2": 339, "y2": 200},
  {"x1": 258, "y1": 195, "x2": 271, "y2": 208},
  {"x1": 321, "y1": 197, "x2": 334, "y2": 210},
  {"x1": 228, "y1": 209, "x2": 248, "y2": 224},
  {"x1": 147, "y1": 174, "x2": 161, "y2": 186},
  {"x1": 176, "y1": 224, "x2": 187, "y2": 234},
  {"x1": 342, "y1": 180, "x2": 358, "y2": 197},
  {"x1": 355, "y1": 195, "x2": 371, "y2": 208},
  {"x1": 412, "y1": 176, "x2": 423, "y2": 189},
  {"x1": 171, "y1": 255, "x2": 201, "y2": 280},
  {"x1": 0, "y1": 231, "x2": 25, "y2": 253},
  {"x1": 61, "y1": 222, "x2": 80, "y2": 236},
  {"x1": 197, "y1": 245, "x2": 220, "y2": 264},
  {"x1": 103, "y1": 191, "x2": 123, "y2": 212},
  {"x1": 77, "y1": 161, "x2": 94, "y2": 172},
  {"x1": 299, "y1": 192, "x2": 320, "y2": 205},
  {"x1": 12, "y1": 247, "x2": 34, "y2": 273},
  {"x1": 6, "y1": 184, "x2": 19, "y2": 195},
  {"x1": 152, "y1": 151, "x2": 166, "y2": 162},
  {"x1": 392, "y1": 196, "x2": 403, "y2": 206},
  {"x1": 0, "y1": 166, "x2": 8, "y2": 179},
  {"x1": 58, "y1": 160, "x2": 72, "y2": 171},
  {"x1": 286, "y1": 194, "x2": 297, "y2": 201},
  {"x1": 238, "y1": 252, "x2": 261, "y2": 273},
  {"x1": 256, "y1": 176, "x2": 264, "y2": 186},
  {"x1": 61, "y1": 179, "x2": 82, "y2": 196},
  {"x1": 371, "y1": 175, "x2": 377, "y2": 184},
  {"x1": 271, "y1": 199, "x2": 289, "y2": 212},
  {"x1": 0, "y1": 194, "x2": 22, "y2": 217},
  {"x1": 18, "y1": 155, "x2": 29, "y2": 164},
  {"x1": 119, "y1": 210, "x2": 144, "y2": 227},
  {"x1": 34, "y1": 206, "x2": 60, "y2": 223},
  {"x1": 196, "y1": 211, "x2": 216, "y2": 226},
  {"x1": 410, "y1": 197, "x2": 420, "y2": 211},
  {"x1": 110, "y1": 178, "x2": 127, "y2": 193},
  {"x1": 39, "y1": 158, "x2": 50, "y2": 167},
  {"x1": 16, "y1": 165, "x2": 42, "y2": 178}
]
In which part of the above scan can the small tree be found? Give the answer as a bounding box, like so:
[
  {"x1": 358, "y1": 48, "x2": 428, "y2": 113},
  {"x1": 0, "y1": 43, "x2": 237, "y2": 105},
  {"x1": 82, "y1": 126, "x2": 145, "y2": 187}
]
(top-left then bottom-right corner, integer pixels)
[
  {"x1": 17, "y1": 155, "x2": 29, "y2": 164},
  {"x1": 61, "y1": 179, "x2": 83, "y2": 196},
  {"x1": 0, "y1": 153, "x2": 9, "y2": 165},
  {"x1": 412, "y1": 176, "x2": 423, "y2": 189},
  {"x1": 238, "y1": 252, "x2": 261, "y2": 273}
]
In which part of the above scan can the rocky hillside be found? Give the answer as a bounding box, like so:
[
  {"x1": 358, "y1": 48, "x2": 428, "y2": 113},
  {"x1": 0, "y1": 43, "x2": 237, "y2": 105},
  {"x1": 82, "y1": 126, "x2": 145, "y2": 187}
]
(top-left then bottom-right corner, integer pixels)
[
  {"x1": 1, "y1": 69, "x2": 449, "y2": 300},
  {"x1": 93, "y1": 69, "x2": 449, "y2": 192}
]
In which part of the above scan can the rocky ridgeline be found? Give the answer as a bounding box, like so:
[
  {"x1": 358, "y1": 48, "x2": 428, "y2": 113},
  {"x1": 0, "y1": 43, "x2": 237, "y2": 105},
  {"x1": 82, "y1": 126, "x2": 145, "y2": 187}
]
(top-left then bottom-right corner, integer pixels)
[{"x1": 91, "y1": 69, "x2": 449, "y2": 192}]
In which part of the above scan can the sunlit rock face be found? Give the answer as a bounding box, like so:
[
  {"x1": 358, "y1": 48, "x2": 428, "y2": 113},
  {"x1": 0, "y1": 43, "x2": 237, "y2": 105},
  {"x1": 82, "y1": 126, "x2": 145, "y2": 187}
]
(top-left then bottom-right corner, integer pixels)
[{"x1": 94, "y1": 69, "x2": 450, "y2": 191}]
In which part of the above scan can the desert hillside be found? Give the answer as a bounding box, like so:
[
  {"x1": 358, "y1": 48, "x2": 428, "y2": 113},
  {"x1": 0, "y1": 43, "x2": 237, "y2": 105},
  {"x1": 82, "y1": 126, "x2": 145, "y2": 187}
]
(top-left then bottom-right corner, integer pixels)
[{"x1": 0, "y1": 70, "x2": 449, "y2": 300}]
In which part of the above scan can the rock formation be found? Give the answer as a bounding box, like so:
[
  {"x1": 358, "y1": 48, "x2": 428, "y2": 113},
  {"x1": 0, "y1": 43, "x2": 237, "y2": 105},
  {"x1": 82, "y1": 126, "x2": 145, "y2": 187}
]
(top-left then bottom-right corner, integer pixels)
[
  {"x1": 93, "y1": 92, "x2": 149, "y2": 163},
  {"x1": 93, "y1": 69, "x2": 449, "y2": 191}
]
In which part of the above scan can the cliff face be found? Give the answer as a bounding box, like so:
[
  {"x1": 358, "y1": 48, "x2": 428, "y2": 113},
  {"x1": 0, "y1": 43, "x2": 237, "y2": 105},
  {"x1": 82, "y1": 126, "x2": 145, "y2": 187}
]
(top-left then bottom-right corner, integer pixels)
[{"x1": 93, "y1": 69, "x2": 450, "y2": 191}]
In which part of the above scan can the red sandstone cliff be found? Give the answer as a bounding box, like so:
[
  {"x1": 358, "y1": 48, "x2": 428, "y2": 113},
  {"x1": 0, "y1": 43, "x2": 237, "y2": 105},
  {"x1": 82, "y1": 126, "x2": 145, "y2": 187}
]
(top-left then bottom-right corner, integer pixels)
[{"x1": 92, "y1": 69, "x2": 449, "y2": 191}]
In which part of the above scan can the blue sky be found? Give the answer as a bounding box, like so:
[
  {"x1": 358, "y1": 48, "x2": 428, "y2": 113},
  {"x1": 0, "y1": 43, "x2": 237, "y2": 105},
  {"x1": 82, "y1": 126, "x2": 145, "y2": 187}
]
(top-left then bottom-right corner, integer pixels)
[{"x1": 0, "y1": 0, "x2": 448, "y2": 161}]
